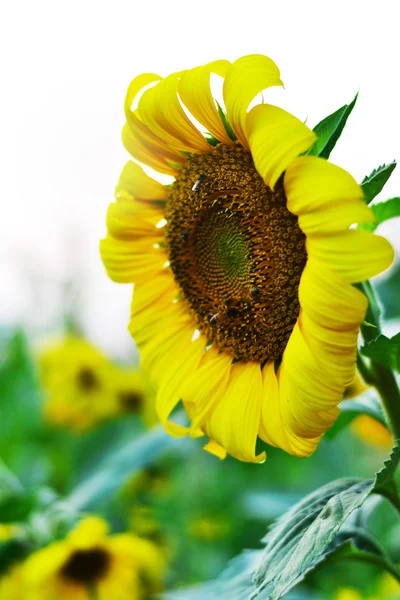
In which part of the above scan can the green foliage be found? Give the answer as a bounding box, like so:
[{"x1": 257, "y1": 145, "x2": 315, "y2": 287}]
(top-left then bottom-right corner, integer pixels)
[
  {"x1": 307, "y1": 94, "x2": 358, "y2": 159},
  {"x1": 252, "y1": 478, "x2": 374, "y2": 599},
  {"x1": 361, "y1": 196, "x2": 400, "y2": 231},
  {"x1": 361, "y1": 162, "x2": 397, "y2": 204},
  {"x1": 325, "y1": 392, "x2": 387, "y2": 439},
  {"x1": 361, "y1": 333, "x2": 400, "y2": 372},
  {"x1": 215, "y1": 101, "x2": 237, "y2": 142}
]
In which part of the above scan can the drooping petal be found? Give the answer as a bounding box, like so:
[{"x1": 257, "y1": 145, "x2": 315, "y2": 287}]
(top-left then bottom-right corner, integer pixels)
[
  {"x1": 205, "y1": 361, "x2": 266, "y2": 463},
  {"x1": 156, "y1": 334, "x2": 207, "y2": 437},
  {"x1": 247, "y1": 104, "x2": 316, "y2": 189},
  {"x1": 299, "y1": 258, "x2": 367, "y2": 330},
  {"x1": 115, "y1": 161, "x2": 169, "y2": 201},
  {"x1": 138, "y1": 74, "x2": 211, "y2": 153},
  {"x1": 122, "y1": 122, "x2": 182, "y2": 176},
  {"x1": 123, "y1": 74, "x2": 185, "y2": 174},
  {"x1": 284, "y1": 156, "x2": 374, "y2": 234},
  {"x1": 203, "y1": 439, "x2": 227, "y2": 460},
  {"x1": 223, "y1": 54, "x2": 283, "y2": 148},
  {"x1": 279, "y1": 320, "x2": 343, "y2": 438},
  {"x1": 179, "y1": 60, "x2": 233, "y2": 145},
  {"x1": 259, "y1": 363, "x2": 321, "y2": 457},
  {"x1": 306, "y1": 229, "x2": 394, "y2": 283},
  {"x1": 180, "y1": 345, "x2": 233, "y2": 435}
]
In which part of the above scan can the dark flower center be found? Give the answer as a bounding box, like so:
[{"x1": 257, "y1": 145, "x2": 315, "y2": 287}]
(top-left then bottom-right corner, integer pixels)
[
  {"x1": 119, "y1": 390, "x2": 144, "y2": 412},
  {"x1": 61, "y1": 548, "x2": 110, "y2": 584},
  {"x1": 76, "y1": 367, "x2": 99, "y2": 391},
  {"x1": 166, "y1": 143, "x2": 307, "y2": 363}
]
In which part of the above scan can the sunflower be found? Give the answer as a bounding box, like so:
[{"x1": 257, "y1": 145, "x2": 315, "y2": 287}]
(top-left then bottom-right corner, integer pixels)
[
  {"x1": 39, "y1": 337, "x2": 120, "y2": 432},
  {"x1": 115, "y1": 367, "x2": 158, "y2": 427},
  {"x1": 100, "y1": 54, "x2": 394, "y2": 462},
  {"x1": 22, "y1": 516, "x2": 165, "y2": 600}
]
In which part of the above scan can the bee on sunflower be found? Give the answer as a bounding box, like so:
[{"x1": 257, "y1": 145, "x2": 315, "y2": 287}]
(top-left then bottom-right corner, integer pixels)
[
  {"x1": 100, "y1": 54, "x2": 394, "y2": 463},
  {"x1": 22, "y1": 516, "x2": 165, "y2": 600}
]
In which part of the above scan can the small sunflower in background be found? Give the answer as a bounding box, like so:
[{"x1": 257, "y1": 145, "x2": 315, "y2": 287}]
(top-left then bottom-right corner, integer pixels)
[
  {"x1": 39, "y1": 337, "x2": 119, "y2": 431},
  {"x1": 0, "y1": 565, "x2": 23, "y2": 600},
  {"x1": 22, "y1": 516, "x2": 165, "y2": 600},
  {"x1": 39, "y1": 337, "x2": 155, "y2": 432},
  {"x1": 100, "y1": 54, "x2": 394, "y2": 462},
  {"x1": 116, "y1": 367, "x2": 157, "y2": 427}
]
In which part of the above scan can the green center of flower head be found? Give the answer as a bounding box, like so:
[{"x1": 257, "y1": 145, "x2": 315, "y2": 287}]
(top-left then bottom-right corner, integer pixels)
[
  {"x1": 166, "y1": 143, "x2": 307, "y2": 363},
  {"x1": 61, "y1": 548, "x2": 110, "y2": 584}
]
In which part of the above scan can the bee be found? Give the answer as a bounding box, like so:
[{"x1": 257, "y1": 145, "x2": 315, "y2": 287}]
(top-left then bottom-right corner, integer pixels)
[
  {"x1": 209, "y1": 312, "x2": 220, "y2": 326},
  {"x1": 250, "y1": 286, "x2": 260, "y2": 299},
  {"x1": 224, "y1": 297, "x2": 241, "y2": 318},
  {"x1": 191, "y1": 174, "x2": 205, "y2": 192},
  {"x1": 181, "y1": 230, "x2": 189, "y2": 242}
]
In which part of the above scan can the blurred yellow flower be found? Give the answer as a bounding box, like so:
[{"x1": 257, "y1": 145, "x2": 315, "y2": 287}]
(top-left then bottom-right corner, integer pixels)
[
  {"x1": 344, "y1": 371, "x2": 392, "y2": 449},
  {"x1": 22, "y1": 516, "x2": 165, "y2": 600},
  {"x1": 334, "y1": 572, "x2": 400, "y2": 600},
  {"x1": 116, "y1": 368, "x2": 157, "y2": 427},
  {"x1": 100, "y1": 54, "x2": 394, "y2": 462},
  {"x1": 352, "y1": 414, "x2": 393, "y2": 448},
  {"x1": 39, "y1": 337, "x2": 155, "y2": 432},
  {"x1": 188, "y1": 516, "x2": 230, "y2": 542},
  {"x1": 0, "y1": 566, "x2": 23, "y2": 600},
  {"x1": 39, "y1": 337, "x2": 119, "y2": 432},
  {"x1": 0, "y1": 523, "x2": 20, "y2": 542}
]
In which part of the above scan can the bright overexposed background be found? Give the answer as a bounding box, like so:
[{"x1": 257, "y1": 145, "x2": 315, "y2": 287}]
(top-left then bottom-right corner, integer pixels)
[{"x1": 1, "y1": 0, "x2": 399, "y2": 358}]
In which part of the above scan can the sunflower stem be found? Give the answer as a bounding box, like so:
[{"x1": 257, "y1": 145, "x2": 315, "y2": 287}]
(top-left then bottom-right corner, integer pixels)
[{"x1": 359, "y1": 282, "x2": 400, "y2": 440}]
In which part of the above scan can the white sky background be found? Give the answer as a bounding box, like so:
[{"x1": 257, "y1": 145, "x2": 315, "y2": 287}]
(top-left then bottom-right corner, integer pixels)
[{"x1": 1, "y1": 0, "x2": 399, "y2": 359}]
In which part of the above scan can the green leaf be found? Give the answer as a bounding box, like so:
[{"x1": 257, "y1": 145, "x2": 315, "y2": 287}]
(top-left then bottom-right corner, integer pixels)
[
  {"x1": 252, "y1": 477, "x2": 374, "y2": 599},
  {"x1": 215, "y1": 101, "x2": 237, "y2": 142},
  {"x1": 361, "y1": 161, "x2": 397, "y2": 204},
  {"x1": 325, "y1": 391, "x2": 387, "y2": 440},
  {"x1": 361, "y1": 196, "x2": 400, "y2": 231},
  {"x1": 373, "y1": 440, "x2": 400, "y2": 509},
  {"x1": 360, "y1": 333, "x2": 400, "y2": 372},
  {"x1": 307, "y1": 94, "x2": 358, "y2": 159}
]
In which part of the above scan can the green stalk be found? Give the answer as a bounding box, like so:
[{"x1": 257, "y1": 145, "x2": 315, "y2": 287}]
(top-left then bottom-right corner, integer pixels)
[{"x1": 359, "y1": 282, "x2": 400, "y2": 440}]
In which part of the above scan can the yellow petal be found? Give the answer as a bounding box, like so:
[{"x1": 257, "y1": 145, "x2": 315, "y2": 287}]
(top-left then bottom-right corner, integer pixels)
[
  {"x1": 116, "y1": 161, "x2": 169, "y2": 201},
  {"x1": 106, "y1": 200, "x2": 164, "y2": 240},
  {"x1": 223, "y1": 54, "x2": 283, "y2": 148},
  {"x1": 247, "y1": 104, "x2": 316, "y2": 189},
  {"x1": 180, "y1": 345, "x2": 233, "y2": 434},
  {"x1": 131, "y1": 274, "x2": 177, "y2": 317},
  {"x1": 284, "y1": 156, "x2": 374, "y2": 234},
  {"x1": 299, "y1": 258, "x2": 367, "y2": 330},
  {"x1": 124, "y1": 74, "x2": 186, "y2": 174},
  {"x1": 260, "y1": 362, "x2": 320, "y2": 457},
  {"x1": 306, "y1": 229, "x2": 394, "y2": 283},
  {"x1": 122, "y1": 122, "x2": 182, "y2": 176},
  {"x1": 156, "y1": 335, "x2": 207, "y2": 437},
  {"x1": 203, "y1": 439, "x2": 227, "y2": 459},
  {"x1": 205, "y1": 361, "x2": 266, "y2": 463},
  {"x1": 138, "y1": 74, "x2": 211, "y2": 153},
  {"x1": 100, "y1": 236, "x2": 167, "y2": 283},
  {"x1": 279, "y1": 316, "x2": 354, "y2": 439},
  {"x1": 179, "y1": 60, "x2": 233, "y2": 145}
]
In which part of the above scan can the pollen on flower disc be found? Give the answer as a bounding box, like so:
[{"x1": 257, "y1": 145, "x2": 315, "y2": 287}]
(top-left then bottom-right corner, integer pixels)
[{"x1": 166, "y1": 143, "x2": 307, "y2": 363}]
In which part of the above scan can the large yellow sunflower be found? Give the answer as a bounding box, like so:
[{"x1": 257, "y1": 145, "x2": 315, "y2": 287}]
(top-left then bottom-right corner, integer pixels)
[
  {"x1": 22, "y1": 516, "x2": 164, "y2": 600},
  {"x1": 100, "y1": 54, "x2": 394, "y2": 462}
]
